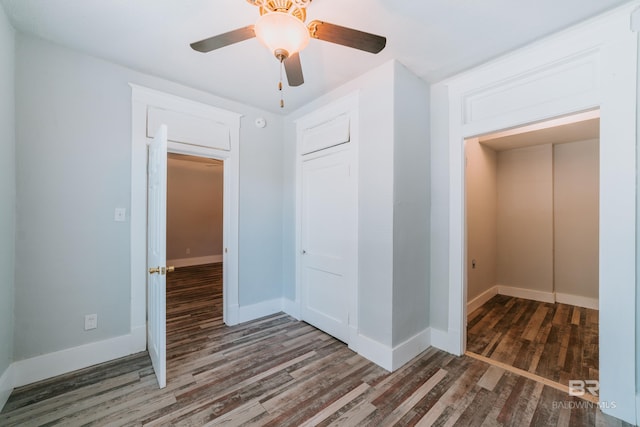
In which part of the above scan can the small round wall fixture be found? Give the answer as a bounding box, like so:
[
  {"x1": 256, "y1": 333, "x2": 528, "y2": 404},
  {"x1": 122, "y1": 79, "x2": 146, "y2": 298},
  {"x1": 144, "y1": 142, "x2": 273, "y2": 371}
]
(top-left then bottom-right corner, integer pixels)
[{"x1": 255, "y1": 117, "x2": 267, "y2": 128}]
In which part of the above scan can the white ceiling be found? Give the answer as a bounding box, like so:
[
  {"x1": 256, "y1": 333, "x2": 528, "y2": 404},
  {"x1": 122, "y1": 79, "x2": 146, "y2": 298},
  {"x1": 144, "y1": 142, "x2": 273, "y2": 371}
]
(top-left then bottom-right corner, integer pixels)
[
  {"x1": 0, "y1": 0, "x2": 630, "y2": 113},
  {"x1": 480, "y1": 112, "x2": 600, "y2": 151}
]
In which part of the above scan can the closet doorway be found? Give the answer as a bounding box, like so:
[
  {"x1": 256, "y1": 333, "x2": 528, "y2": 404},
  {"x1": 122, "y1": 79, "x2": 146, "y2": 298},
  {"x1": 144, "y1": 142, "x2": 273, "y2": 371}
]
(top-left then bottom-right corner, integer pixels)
[
  {"x1": 165, "y1": 153, "x2": 224, "y2": 374},
  {"x1": 465, "y1": 110, "x2": 600, "y2": 390}
]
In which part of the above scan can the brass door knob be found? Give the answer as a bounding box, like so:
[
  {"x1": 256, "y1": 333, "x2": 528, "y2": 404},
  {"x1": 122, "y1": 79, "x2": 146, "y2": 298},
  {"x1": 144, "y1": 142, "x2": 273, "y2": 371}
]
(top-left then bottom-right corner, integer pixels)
[
  {"x1": 167, "y1": 266, "x2": 175, "y2": 273},
  {"x1": 148, "y1": 267, "x2": 161, "y2": 274}
]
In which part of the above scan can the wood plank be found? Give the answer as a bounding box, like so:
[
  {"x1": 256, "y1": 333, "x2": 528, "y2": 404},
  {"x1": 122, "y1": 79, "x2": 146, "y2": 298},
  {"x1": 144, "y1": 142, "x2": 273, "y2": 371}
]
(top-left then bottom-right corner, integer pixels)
[
  {"x1": 468, "y1": 295, "x2": 599, "y2": 388},
  {"x1": 465, "y1": 351, "x2": 599, "y2": 404},
  {"x1": 0, "y1": 265, "x2": 628, "y2": 427},
  {"x1": 477, "y1": 365, "x2": 504, "y2": 391}
]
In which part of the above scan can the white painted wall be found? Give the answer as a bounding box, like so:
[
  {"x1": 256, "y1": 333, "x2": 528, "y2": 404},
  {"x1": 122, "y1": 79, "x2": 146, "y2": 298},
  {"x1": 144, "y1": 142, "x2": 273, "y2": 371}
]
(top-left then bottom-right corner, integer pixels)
[
  {"x1": 285, "y1": 62, "x2": 396, "y2": 347},
  {"x1": 430, "y1": 3, "x2": 638, "y2": 421},
  {"x1": 0, "y1": 3, "x2": 15, "y2": 381},
  {"x1": 13, "y1": 34, "x2": 284, "y2": 360},
  {"x1": 392, "y1": 62, "x2": 430, "y2": 347},
  {"x1": 356, "y1": 64, "x2": 395, "y2": 347},
  {"x1": 286, "y1": 60, "x2": 431, "y2": 357},
  {"x1": 553, "y1": 139, "x2": 599, "y2": 300},
  {"x1": 167, "y1": 159, "x2": 223, "y2": 263},
  {"x1": 497, "y1": 145, "x2": 554, "y2": 293}
]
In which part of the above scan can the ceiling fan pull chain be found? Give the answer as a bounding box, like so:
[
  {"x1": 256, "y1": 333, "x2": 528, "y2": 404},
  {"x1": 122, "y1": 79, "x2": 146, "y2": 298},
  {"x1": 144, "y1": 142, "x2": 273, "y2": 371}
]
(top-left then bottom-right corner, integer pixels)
[{"x1": 279, "y1": 58, "x2": 285, "y2": 108}]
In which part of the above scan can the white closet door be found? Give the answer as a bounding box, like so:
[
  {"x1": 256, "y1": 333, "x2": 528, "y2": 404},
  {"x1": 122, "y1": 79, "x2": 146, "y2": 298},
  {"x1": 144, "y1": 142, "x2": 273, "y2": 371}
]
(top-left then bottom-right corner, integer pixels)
[{"x1": 300, "y1": 148, "x2": 356, "y2": 343}]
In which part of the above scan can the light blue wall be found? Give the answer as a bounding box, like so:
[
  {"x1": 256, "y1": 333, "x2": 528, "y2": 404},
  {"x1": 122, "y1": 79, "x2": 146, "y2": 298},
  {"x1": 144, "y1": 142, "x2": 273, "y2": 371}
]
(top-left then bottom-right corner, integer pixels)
[
  {"x1": 428, "y1": 84, "x2": 451, "y2": 332},
  {"x1": 13, "y1": 34, "x2": 284, "y2": 360},
  {"x1": 238, "y1": 110, "x2": 284, "y2": 306},
  {"x1": 391, "y1": 62, "x2": 430, "y2": 347},
  {"x1": 636, "y1": 28, "x2": 640, "y2": 408},
  {"x1": 0, "y1": 3, "x2": 15, "y2": 376}
]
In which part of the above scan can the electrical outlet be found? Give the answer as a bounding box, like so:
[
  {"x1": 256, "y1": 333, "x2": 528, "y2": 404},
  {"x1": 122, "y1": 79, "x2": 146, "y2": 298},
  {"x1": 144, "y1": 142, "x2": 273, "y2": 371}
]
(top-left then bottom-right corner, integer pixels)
[
  {"x1": 186, "y1": 247, "x2": 191, "y2": 255},
  {"x1": 85, "y1": 314, "x2": 98, "y2": 330}
]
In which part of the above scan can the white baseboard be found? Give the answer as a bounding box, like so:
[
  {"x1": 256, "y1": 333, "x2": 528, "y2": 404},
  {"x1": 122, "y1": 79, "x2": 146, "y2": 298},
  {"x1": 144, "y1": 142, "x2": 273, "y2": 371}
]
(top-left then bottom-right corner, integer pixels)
[
  {"x1": 167, "y1": 255, "x2": 222, "y2": 268},
  {"x1": 467, "y1": 286, "x2": 499, "y2": 314},
  {"x1": 282, "y1": 298, "x2": 300, "y2": 320},
  {"x1": 497, "y1": 285, "x2": 555, "y2": 304},
  {"x1": 354, "y1": 327, "x2": 432, "y2": 372},
  {"x1": 0, "y1": 364, "x2": 14, "y2": 412},
  {"x1": 555, "y1": 293, "x2": 598, "y2": 310},
  {"x1": 429, "y1": 327, "x2": 452, "y2": 353},
  {"x1": 226, "y1": 304, "x2": 239, "y2": 326},
  {"x1": 391, "y1": 328, "x2": 431, "y2": 371},
  {"x1": 356, "y1": 333, "x2": 393, "y2": 371},
  {"x1": 468, "y1": 284, "x2": 599, "y2": 311},
  {"x1": 12, "y1": 326, "x2": 146, "y2": 388},
  {"x1": 237, "y1": 298, "x2": 284, "y2": 324}
]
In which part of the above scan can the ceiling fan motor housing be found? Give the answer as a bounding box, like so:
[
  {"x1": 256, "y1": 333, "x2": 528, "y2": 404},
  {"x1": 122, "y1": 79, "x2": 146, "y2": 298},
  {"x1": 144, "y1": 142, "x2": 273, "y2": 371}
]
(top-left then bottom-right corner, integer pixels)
[{"x1": 247, "y1": 0, "x2": 311, "y2": 22}]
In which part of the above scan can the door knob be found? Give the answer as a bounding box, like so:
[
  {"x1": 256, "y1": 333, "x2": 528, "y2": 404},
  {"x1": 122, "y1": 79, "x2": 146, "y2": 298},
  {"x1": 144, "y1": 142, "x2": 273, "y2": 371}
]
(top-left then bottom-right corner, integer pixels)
[
  {"x1": 161, "y1": 266, "x2": 175, "y2": 274},
  {"x1": 149, "y1": 267, "x2": 161, "y2": 274}
]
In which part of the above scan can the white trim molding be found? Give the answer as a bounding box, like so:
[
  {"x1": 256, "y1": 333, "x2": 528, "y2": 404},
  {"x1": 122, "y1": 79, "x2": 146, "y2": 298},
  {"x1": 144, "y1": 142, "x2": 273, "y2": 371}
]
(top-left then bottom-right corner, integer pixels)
[
  {"x1": 130, "y1": 84, "x2": 242, "y2": 346},
  {"x1": 631, "y1": 6, "x2": 640, "y2": 31},
  {"x1": 391, "y1": 329, "x2": 432, "y2": 371},
  {"x1": 0, "y1": 364, "x2": 14, "y2": 412},
  {"x1": 237, "y1": 298, "x2": 285, "y2": 324},
  {"x1": 554, "y1": 293, "x2": 599, "y2": 311},
  {"x1": 467, "y1": 286, "x2": 499, "y2": 314},
  {"x1": 429, "y1": 328, "x2": 454, "y2": 354},
  {"x1": 432, "y1": 2, "x2": 639, "y2": 422},
  {"x1": 282, "y1": 298, "x2": 300, "y2": 320},
  {"x1": 353, "y1": 328, "x2": 433, "y2": 372},
  {"x1": 355, "y1": 333, "x2": 393, "y2": 371},
  {"x1": 467, "y1": 285, "x2": 600, "y2": 313},
  {"x1": 7, "y1": 326, "x2": 145, "y2": 394},
  {"x1": 497, "y1": 285, "x2": 555, "y2": 304}
]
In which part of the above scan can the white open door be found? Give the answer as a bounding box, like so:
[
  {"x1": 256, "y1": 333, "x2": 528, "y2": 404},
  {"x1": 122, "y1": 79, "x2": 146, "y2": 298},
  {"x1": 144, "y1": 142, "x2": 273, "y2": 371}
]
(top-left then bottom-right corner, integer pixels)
[
  {"x1": 300, "y1": 149, "x2": 355, "y2": 343},
  {"x1": 147, "y1": 124, "x2": 168, "y2": 388}
]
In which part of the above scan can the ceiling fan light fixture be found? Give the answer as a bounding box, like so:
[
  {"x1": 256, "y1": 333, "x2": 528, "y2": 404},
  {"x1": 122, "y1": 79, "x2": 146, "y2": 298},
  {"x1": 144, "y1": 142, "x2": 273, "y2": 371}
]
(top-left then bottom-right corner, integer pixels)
[{"x1": 254, "y1": 11, "x2": 310, "y2": 59}]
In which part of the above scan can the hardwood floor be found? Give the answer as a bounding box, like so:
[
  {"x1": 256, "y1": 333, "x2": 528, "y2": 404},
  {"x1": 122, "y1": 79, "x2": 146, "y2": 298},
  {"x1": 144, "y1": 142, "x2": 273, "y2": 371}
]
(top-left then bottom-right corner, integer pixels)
[
  {"x1": 467, "y1": 295, "x2": 599, "y2": 388},
  {"x1": 1, "y1": 265, "x2": 628, "y2": 426}
]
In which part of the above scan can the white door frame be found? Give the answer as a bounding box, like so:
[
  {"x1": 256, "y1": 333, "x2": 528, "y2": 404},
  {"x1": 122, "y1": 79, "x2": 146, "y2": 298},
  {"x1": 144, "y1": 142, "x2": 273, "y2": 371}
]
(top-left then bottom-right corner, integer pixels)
[
  {"x1": 130, "y1": 85, "x2": 242, "y2": 352},
  {"x1": 294, "y1": 93, "x2": 360, "y2": 347},
  {"x1": 433, "y1": 3, "x2": 638, "y2": 423}
]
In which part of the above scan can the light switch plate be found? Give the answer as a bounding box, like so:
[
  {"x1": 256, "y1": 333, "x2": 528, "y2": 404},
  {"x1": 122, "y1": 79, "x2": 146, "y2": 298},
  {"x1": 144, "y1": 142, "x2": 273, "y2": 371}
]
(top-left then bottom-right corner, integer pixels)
[{"x1": 85, "y1": 314, "x2": 97, "y2": 330}]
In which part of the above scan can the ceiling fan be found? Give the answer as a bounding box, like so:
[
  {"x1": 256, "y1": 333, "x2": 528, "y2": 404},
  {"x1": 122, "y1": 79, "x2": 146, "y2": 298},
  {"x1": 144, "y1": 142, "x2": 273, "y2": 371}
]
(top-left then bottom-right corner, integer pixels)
[{"x1": 190, "y1": 0, "x2": 387, "y2": 104}]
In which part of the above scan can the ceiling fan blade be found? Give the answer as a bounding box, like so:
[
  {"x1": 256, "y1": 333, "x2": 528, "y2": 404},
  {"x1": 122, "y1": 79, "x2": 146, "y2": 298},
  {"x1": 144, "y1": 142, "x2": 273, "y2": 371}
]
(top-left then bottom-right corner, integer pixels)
[
  {"x1": 284, "y1": 53, "x2": 304, "y2": 87},
  {"x1": 308, "y1": 20, "x2": 386, "y2": 54},
  {"x1": 190, "y1": 25, "x2": 255, "y2": 53}
]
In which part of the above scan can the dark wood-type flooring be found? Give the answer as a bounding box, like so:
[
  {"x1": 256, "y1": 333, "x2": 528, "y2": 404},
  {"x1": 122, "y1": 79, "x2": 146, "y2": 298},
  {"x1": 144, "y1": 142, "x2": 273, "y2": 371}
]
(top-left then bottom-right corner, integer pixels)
[
  {"x1": 1, "y1": 265, "x2": 627, "y2": 426},
  {"x1": 467, "y1": 294, "x2": 599, "y2": 388}
]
